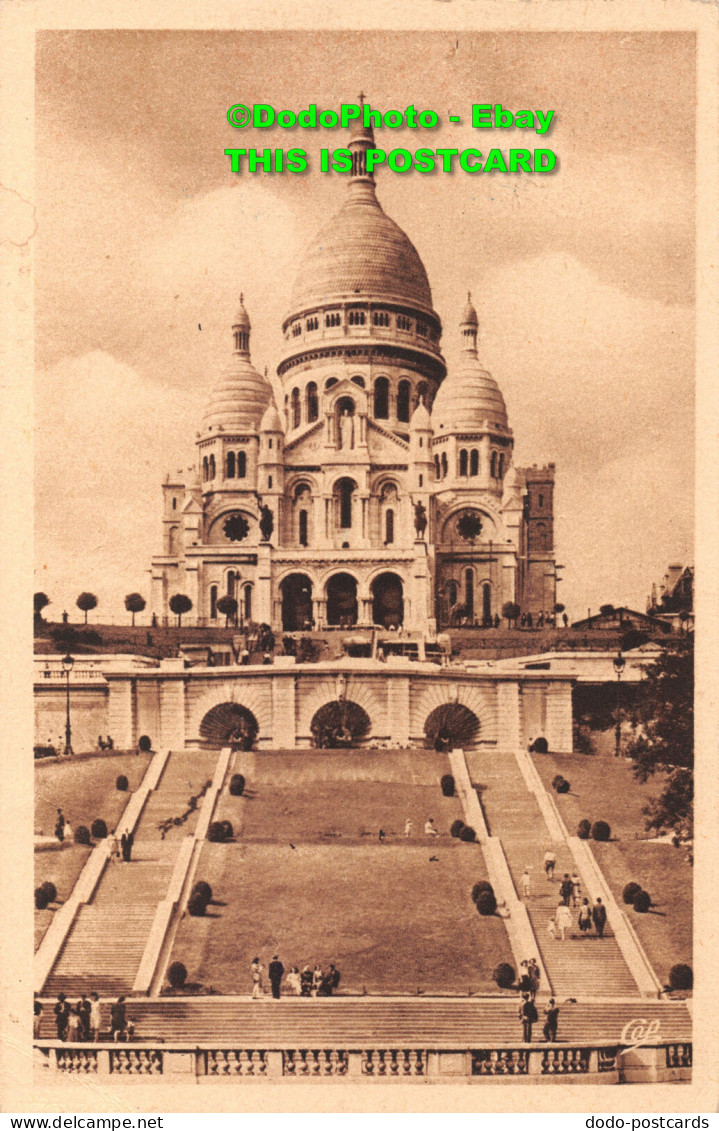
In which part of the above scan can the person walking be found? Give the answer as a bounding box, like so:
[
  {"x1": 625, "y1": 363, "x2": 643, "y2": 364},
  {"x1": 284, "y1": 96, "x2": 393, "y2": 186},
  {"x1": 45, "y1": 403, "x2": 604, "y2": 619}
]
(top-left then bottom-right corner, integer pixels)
[
  {"x1": 54, "y1": 993, "x2": 68, "y2": 1041},
  {"x1": 528, "y1": 958, "x2": 541, "y2": 1000},
  {"x1": 547, "y1": 917, "x2": 556, "y2": 941},
  {"x1": 578, "y1": 897, "x2": 593, "y2": 935},
  {"x1": 520, "y1": 867, "x2": 531, "y2": 899},
  {"x1": 559, "y1": 873, "x2": 573, "y2": 906},
  {"x1": 518, "y1": 961, "x2": 532, "y2": 996},
  {"x1": 250, "y1": 957, "x2": 264, "y2": 999},
  {"x1": 571, "y1": 872, "x2": 581, "y2": 908},
  {"x1": 55, "y1": 808, "x2": 66, "y2": 843},
  {"x1": 592, "y1": 897, "x2": 607, "y2": 938},
  {"x1": 543, "y1": 849, "x2": 556, "y2": 881},
  {"x1": 89, "y1": 993, "x2": 102, "y2": 1041},
  {"x1": 268, "y1": 954, "x2": 284, "y2": 1000},
  {"x1": 555, "y1": 901, "x2": 573, "y2": 941},
  {"x1": 125, "y1": 829, "x2": 134, "y2": 862},
  {"x1": 518, "y1": 993, "x2": 538, "y2": 1042},
  {"x1": 110, "y1": 996, "x2": 127, "y2": 1041},
  {"x1": 543, "y1": 999, "x2": 560, "y2": 1042},
  {"x1": 404, "y1": 817, "x2": 412, "y2": 838}
]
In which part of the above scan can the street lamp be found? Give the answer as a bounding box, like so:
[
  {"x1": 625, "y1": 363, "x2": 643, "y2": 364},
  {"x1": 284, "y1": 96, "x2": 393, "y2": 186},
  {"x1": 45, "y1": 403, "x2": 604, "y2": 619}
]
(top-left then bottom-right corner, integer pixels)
[
  {"x1": 61, "y1": 653, "x2": 74, "y2": 757},
  {"x1": 613, "y1": 650, "x2": 625, "y2": 758}
]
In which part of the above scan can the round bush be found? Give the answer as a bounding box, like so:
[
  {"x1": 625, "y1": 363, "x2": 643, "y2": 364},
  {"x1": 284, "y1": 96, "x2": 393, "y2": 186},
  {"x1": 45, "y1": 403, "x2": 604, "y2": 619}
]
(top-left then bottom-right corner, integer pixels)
[
  {"x1": 591, "y1": 820, "x2": 611, "y2": 842},
  {"x1": 75, "y1": 825, "x2": 91, "y2": 846},
  {"x1": 552, "y1": 774, "x2": 565, "y2": 791},
  {"x1": 187, "y1": 892, "x2": 207, "y2": 916},
  {"x1": 40, "y1": 881, "x2": 57, "y2": 904},
  {"x1": 116, "y1": 775, "x2": 128, "y2": 792},
  {"x1": 229, "y1": 774, "x2": 246, "y2": 797},
  {"x1": 168, "y1": 961, "x2": 187, "y2": 989},
  {"x1": 220, "y1": 819, "x2": 234, "y2": 840},
  {"x1": 476, "y1": 890, "x2": 497, "y2": 916},
  {"x1": 192, "y1": 881, "x2": 212, "y2": 905},
  {"x1": 34, "y1": 887, "x2": 49, "y2": 910},
  {"x1": 91, "y1": 818, "x2": 108, "y2": 839},
  {"x1": 533, "y1": 737, "x2": 549, "y2": 754},
  {"x1": 450, "y1": 819, "x2": 465, "y2": 839},
  {"x1": 472, "y1": 880, "x2": 494, "y2": 903},
  {"x1": 623, "y1": 881, "x2": 643, "y2": 905},
  {"x1": 459, "y1": 825, "x2": 476, "y2": 842},
  {"x1": 557, "y1": 779, "x2": 570, "y2": 794},
  {"x1": 669, "y1": 964, "x2": 693, "y2": 991},
  {"x1": 440, "y1": 774, "x2": 455, "y2": 797},
  {"x1": 138, "y1": 735, "x2": 152, "y2": 752},
  {"x1": 207, "y1": 821, "x2": 227, "y2": 843},
  {"x1": 633, "y1": 890, "x2": 652, "y2": 913},
  {"x1": 577, "y1": 819, "x2": 591, "y2": 840},
  {"x1": 493, "y1": 962, "x2": 516, "y2": 989}
]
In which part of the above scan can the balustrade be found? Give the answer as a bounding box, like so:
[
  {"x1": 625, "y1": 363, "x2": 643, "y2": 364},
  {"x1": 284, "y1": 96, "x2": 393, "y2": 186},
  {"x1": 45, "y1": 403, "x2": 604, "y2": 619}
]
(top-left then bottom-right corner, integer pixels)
[
  {"x1": 362, "y1": 1049, "x2": 424, "y2": 1076},
  {"x1": 541, "y1": 1048, "x2": 590, "y2": 1075},
  {"x1": 666, "y1": 1043, "x2": 692, "y2": 1069},
  {"x1": 597, "y1": 1047, "x2": 618, "y2": 1073},
  {"x1": 111, "y1": 1049, "x2": 162, "y2": 1075},
  {"x1": 471, "y1": 1049, "x2": 528, "y2": 1076},
  {"x1": 207, "y1": 1050, "x2": 267, "y2": 1076},
  {"x1": 55, "y1": 1048, "x2": 98, "y2": 1074},
  {"x1": 283, "y1": 1049, "x2": 347, "y2": 1076}
]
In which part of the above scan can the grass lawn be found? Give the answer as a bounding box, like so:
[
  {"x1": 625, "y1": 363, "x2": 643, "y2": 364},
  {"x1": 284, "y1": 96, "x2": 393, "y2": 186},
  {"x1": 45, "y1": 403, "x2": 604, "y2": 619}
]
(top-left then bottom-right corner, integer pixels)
[
  {"x1": 35, "y1": 751, "x2": 152, "y2": 837},
  {"x1": 34, "y1": 843, "x2": 92, "y2": 951},
  {"x1": 170, "y1": 842, "x2": 513, "y2": 995},
  {"x1": 532, "y1": 751, "x2": 692, "y2": 985}
]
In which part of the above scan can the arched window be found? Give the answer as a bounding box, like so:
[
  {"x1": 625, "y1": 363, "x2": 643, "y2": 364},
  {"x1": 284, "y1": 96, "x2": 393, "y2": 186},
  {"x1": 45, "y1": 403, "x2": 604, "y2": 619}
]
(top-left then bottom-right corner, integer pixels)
[
  {"x1": 491, "y1": 451, "x2": 498, "y2": 478},
  {"x1": 209, "y1": 454, "x2": 216, "y2": 479},
  {"x1": 385, "y1": 509, "x2": 394, "y2": 544},
  {"x1": 299, "y1": 509, "x2": 308, "y2": 547},
  {"x1": 306, "y1": 382, "x2": 318, "y2": 423},
  {"x1": 434, "y1": 455, "x2": 440, "y2": 480},
  {"x1": 227, "y1": 451, "x2": 236, "y2": 478},
  {"x1": 203, "y1": 456, "x2": 208, "y2": 481},
  {"x1": 446, "y1": 580, "x2": 458, "y2": 607},
  {"x1": 243, "y1": 584, "x2": 252, "y2": 623},
  {"x1": 498, "y1": 453, "x2": 505, "y2": 478},
  {"x1": 291, "y1": 388, "x2": 301, "y2": 429},
  {"x1": 470, "y1": 449, "x2": 479, "y2": 477},
  {"x1": 237, "y1": 451, "x2": 247, "y2": 478},
  {"x1": 351, "y1": 375, "x2": 365, "y2": 387},
  {"x1": 374, "y1": 376, "x2": 389, "y2": 419},
  {"x1": 210, "y1": 585, "x2": 218, "y2": 620},
  {"x1": 227, "y1": 571, "x2": 237, "y2": 598},
  {"x1": 441, "y1": 452, "x2": 448, "y2": 478},
  {"x1": 397, "y1": 379, "x2": 411, "y2": 423},
  {"x1": 459, "y1": 449, "x2": 468, "y2": 477},
  {"x1": 325, "y1": 377, "x2": 338, "y2": 390},
  {"x1": 417, "y1": 381, "x2": 427, "y2": 405}
]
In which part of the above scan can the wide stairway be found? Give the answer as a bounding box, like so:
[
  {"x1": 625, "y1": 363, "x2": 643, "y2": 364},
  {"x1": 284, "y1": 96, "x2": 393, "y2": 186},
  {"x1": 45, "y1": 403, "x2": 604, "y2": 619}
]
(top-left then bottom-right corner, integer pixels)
[
  {"x1": 43, "y1": 750, "x2": 220, "y2": 997},
  {"x1": 465, "y1": 747, "x2": 640, "y2": 1000}
]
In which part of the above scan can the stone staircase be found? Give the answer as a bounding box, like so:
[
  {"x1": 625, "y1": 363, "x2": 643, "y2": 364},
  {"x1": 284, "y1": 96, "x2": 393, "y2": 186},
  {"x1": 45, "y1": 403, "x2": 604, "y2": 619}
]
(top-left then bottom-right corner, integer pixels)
[{"x1": 465, "y1": 747, "x2": 640, "y2": 999}]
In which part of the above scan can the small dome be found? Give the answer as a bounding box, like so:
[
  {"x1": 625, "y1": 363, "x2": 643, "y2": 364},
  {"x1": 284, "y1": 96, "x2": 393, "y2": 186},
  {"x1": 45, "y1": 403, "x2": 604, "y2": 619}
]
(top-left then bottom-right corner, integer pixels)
[
  {"x1": 233, "y1": 294, "x2": 250, "y2": 329},
  {"x1": 460, "y1": 293, "x2": 478, "y2": 326},
  {"x1": 432, "y1": 358, "x2": 509, "y2": 433},
  {"x1": 411, "y1": 400, "x2": 432, "y2": 430},
  {"x1": 260, "y1": 402, "x2": 284, "y2": 433},
  {"x1": 202, "y1": 355, "x2": 272, "y2": 432}
]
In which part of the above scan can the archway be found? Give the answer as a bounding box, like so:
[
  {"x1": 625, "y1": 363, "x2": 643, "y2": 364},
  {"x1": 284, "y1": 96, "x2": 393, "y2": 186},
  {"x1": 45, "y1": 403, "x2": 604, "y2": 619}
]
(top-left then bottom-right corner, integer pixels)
[
  {"x1": 310, "y1": 699, "x2": 371, "y2": 748},
  {"x1": 326, "y1": 572, "x2": 358, "y2": 627},
  {"x1": 281, "y1": 573, "x2": 313, "y2": 632},
  {"x1": 424, "y1": 703, "x2": 481, "y2": 750},
  {"x1": 371, "y1": 572, "x2": 404, "y2": 628},
  {"x1": 199, "y1": 702, "x2": 259, "y2": 749}
]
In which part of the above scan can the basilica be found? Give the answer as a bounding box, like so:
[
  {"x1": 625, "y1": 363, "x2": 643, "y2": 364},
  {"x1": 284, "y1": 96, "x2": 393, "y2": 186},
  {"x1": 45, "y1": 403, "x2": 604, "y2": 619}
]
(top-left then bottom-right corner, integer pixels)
[{"x1": 150, "y1": 118, "x2": 558, "y2": 634}]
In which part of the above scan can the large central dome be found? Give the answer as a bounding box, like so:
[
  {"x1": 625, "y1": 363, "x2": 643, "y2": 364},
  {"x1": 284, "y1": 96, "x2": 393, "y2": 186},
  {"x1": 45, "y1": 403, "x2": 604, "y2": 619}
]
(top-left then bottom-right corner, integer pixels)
[{"x1": 290, "y1": 191, "x2": 434, "y2": 314}]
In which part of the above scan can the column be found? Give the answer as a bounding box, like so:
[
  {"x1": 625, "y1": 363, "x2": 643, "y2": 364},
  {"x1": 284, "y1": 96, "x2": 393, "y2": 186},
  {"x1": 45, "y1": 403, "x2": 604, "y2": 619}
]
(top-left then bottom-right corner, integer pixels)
[
  {"x1": 496, "y1": 680, "x2": 521, "y2": 750},
  {"x1": 409, "y1": 540, "x2": 430, "y2": 631},
  {"x1": 272, "y1": 674, "x2": 296, "y2": 748},
  {"x1": 545, "y1": 681, "x2": 573, "y2": 753},
  {"x1": 387, "y1": 677, "x2": 410, "y2": 745},
  {"x1": 107, "y1": 678, "x2": 134, "y2": 749}
]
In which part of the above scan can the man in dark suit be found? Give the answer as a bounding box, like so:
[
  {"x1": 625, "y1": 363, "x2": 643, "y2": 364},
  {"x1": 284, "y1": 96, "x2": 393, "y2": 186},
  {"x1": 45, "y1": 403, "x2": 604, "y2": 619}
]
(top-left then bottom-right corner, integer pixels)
[
  {"x1": 543, "y1": 999, "x2": 560, "y2": 1042},
  {"x1": 268, "y1": 955, "x2": 284, "y2": 999},
  {"x1": 519, "y1": 993, "x2": 538, "y2": 1042},
  {"x1": 559, "y1": 874, "x2": 573, "y2": 906},
  {"x1": 592, "y1": 897, "x2": 607, "y2": 938}
]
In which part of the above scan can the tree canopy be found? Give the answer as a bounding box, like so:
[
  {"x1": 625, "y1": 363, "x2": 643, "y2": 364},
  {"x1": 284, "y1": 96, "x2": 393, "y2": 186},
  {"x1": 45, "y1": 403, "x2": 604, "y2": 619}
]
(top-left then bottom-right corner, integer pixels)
[
  {"x1": 76, "y1": 592, "x2": 98, "y2": 624},
  {"x1": 169, "y1": 593, "x2": 193, "y2": 626},
  {"x1": 216, "y1": 595, "x2": 238, "y2": 627},
  {"x1": 502, "y1": 601, "x2": 520, "y2": 628},
  {"x1": 124, "y1": 592, "x2": 146, "y2": 626},
  {"x1": 34, "y1": 592, "x2": 50, "y2": 617}
]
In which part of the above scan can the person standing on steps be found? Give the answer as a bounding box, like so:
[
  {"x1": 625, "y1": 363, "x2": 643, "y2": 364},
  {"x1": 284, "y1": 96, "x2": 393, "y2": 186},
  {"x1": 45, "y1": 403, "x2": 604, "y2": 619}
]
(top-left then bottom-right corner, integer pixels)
[
  {"x1": 571, "y1": 872, "x2": 582, "y2": 908},
  {"x1": 543, "y1": 998, "x2": 560, "y2": 1042},
  {"x1": 543, "y1": 848, "x2": 556, "y2": 881},
  {"x1": 519, "y1": 993, "x2": 538, "y2": 1042},
  {"x1": 521, "y1": 867, "x2": 531, "y2": 899},
  {"x1": 578, "y1": 897, "x2": 593, "y2": 935},
  {"x1": 250, "y1": 957, "x2": 264, "y2": 999},
  {"x1": 89, "y1": 992, "x2": 102, "y2": 1041},
  {"x1": 54, "y1": 994, "x2": 68, "y2": 1041},
  {"x1": 268, "y1": 954, "x2": 284, "y2": 1000},
  {"x1": 592, "y1": 897, "x2": 607, "y2": 938},
  {"x1": 559, "y1": 873, "x2": 574, "y2": 906},
  {"x1": 528, "y1": 958, "x2": 541, "y2": 1000},
  {"x1": 555, "y1": 900, "x2": 573, "y2": 941}
]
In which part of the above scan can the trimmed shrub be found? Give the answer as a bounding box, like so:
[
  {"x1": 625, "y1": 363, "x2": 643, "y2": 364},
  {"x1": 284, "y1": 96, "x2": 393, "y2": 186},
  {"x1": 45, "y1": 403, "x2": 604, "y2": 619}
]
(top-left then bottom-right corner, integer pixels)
[
  {"x1": 34, "y1": 887, "x2": 49, "y2": 910},
  {"x1": 208, "y1": 821, "x2": 227, "y2": 843},
  {"x1": 493, "y1": 962, "x2": 516, "y2": 989},
  {"x1": 187, "y1": 892, "x2": 207, "y2": 916},
  {"x1": 168, "y1": 961, "x2": 187, "y2": 988},
  {"x1": 459, "y1": 825, "x2": 476, "y2": 842},
  {"x1": 40, "y1": 881, "x2": 57, "y2": 904},
  {"x1": 551, "y1": 774, "x2": 565, "y2": 791},
  {"x1": 591, "y1": 820, "x2": 611, "y2": 842},
  {"x1": 116, "y1": 775, "x2": 129, "y2": 791},
  {"x1": 633, "y1": 890, "x2": 652, "y2": 913},
  {"x1": 476, "y1": 890, "x2": 497, "y2": 916},
  {"x1": 229, "y1": 774, "x2": 246, "y2": 797},
  {"x1": 91, "y1": 818, "x2": 107, "y2": 839},
  {"x1": 138, "y1": 735, "x2": 152, "y2": 752},
  {"x1": 669, "y1": 964, "x2": 693, "y2": 991},
  {"x1": 192, "y1": 881, "x2": 212, "y2": 905},
  {"x1": 440, "y1": 774, "x2": 455, "y2": 797},
  {"x1": 220, "y1": 820, "x2": 234, "y2": 840},
  {"x1": 450, "y1": 819, "x2": 465, "y2": 839},
  {"x1": 472, "y1": 880, "x2": 494, "y2": 903},
  {"x1": 531, "y1": 737, "x2": 549, "y2": 754},
  {"x1": 557, "y1": 779, "x2": 570, "y2": 794},
  {"x1": 577, "y1": 819, "x2": 592, "y2": 839},
  {"x1": 623, "y1": 882, "x2": 643, "y2": 905},
  {"x1": 75, "y1": 825, "x2": 91, "y2": 846}
]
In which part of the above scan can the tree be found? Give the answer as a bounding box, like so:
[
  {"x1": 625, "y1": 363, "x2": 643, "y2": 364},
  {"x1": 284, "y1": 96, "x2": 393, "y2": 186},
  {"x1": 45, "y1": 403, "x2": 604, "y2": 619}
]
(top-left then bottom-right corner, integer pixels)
[
  {"x1": 554, "y1": 602, "x2": 565, "y2": 614},
  {"x1": 169, "y1": 593, "x2": 193, "y2": 627},
  {"x1": 502, "y1": 601, "x2": 520, "y2": 629},
  {"x1": 624, "y1": 640, "x2": 693, "y2": 849},
  {"x1": 76, "y1": 592, "x2": 98, "y2": 624},
  {"x1": 216, "y1": 595, "x2": 238, "y2": 627},
  {"x1": 124, "y1": 592, "x2": 146, "y2": 626},
  {"x1": 34, "y1": 592, "x2": 50, "y2": 621},
  {"x1": 599, "y1": 603, "x2": 615, "y2": 616}
]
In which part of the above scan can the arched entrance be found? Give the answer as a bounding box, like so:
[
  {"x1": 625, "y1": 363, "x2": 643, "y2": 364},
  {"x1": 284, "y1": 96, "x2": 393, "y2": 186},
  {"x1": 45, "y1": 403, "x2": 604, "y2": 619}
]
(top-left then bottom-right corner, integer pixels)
[
  {"x1": 199, "y1": 702, "x2": 259, "y2": 749},
  {"x1": 310, "y1": 699, "x2": 371, "y2": 748},
  {"x1": 424, "y1": 703, "x2": 480, "y2": 750},
  {"x1": 326, "y1": 572, "x2": 358, "y2": 627},
  {"x1": 280, "y1": 573, "x2": 313, "y2": 632},
  {"x1": 371, "y1": 572, "x2": 404, "y2": 628}
]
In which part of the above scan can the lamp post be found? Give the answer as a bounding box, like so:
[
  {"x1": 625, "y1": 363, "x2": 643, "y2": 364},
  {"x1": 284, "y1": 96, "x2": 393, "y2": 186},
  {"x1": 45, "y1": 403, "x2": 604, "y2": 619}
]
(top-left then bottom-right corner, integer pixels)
[
  {"x1": 61, "y1": 653, "x2": 75, "y2": 757},
  {"x1": 613, "y1": 650, "x2": 625, "y2": 758}
]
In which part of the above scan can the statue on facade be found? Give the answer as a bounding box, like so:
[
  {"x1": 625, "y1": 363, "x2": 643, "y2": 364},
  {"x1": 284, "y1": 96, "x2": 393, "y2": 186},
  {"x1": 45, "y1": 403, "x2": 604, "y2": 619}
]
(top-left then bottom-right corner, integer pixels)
[
  {"x1": 414, "y1": 500, "x2": 427, "y2": 538},
  {"x1": 258, "y1": 502, "x2": 274, "y2": 542},
  {"x1": 339, "y1": 409, "x2": 354, "y2": 451}
]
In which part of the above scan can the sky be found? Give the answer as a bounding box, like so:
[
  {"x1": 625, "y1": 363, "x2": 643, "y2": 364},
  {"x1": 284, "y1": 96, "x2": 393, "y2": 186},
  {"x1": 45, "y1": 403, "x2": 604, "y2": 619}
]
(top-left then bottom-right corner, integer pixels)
[{"x1": 34, "y1": 29, "x2": 695, "y2": 622}]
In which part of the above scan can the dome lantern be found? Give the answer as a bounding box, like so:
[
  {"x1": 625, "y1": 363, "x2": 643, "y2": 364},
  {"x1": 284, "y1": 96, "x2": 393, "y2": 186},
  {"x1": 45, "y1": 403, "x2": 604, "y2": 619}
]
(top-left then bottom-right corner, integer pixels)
[
  {"x1": 232, "y1": 293, "x2": 251, "y2": 355},
  {"x1": 202, "y1": 295, "x2": 272, "y2": 433},
  {"x1": 460, "y1": 291, "x2": 479, "y2": 354}
]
